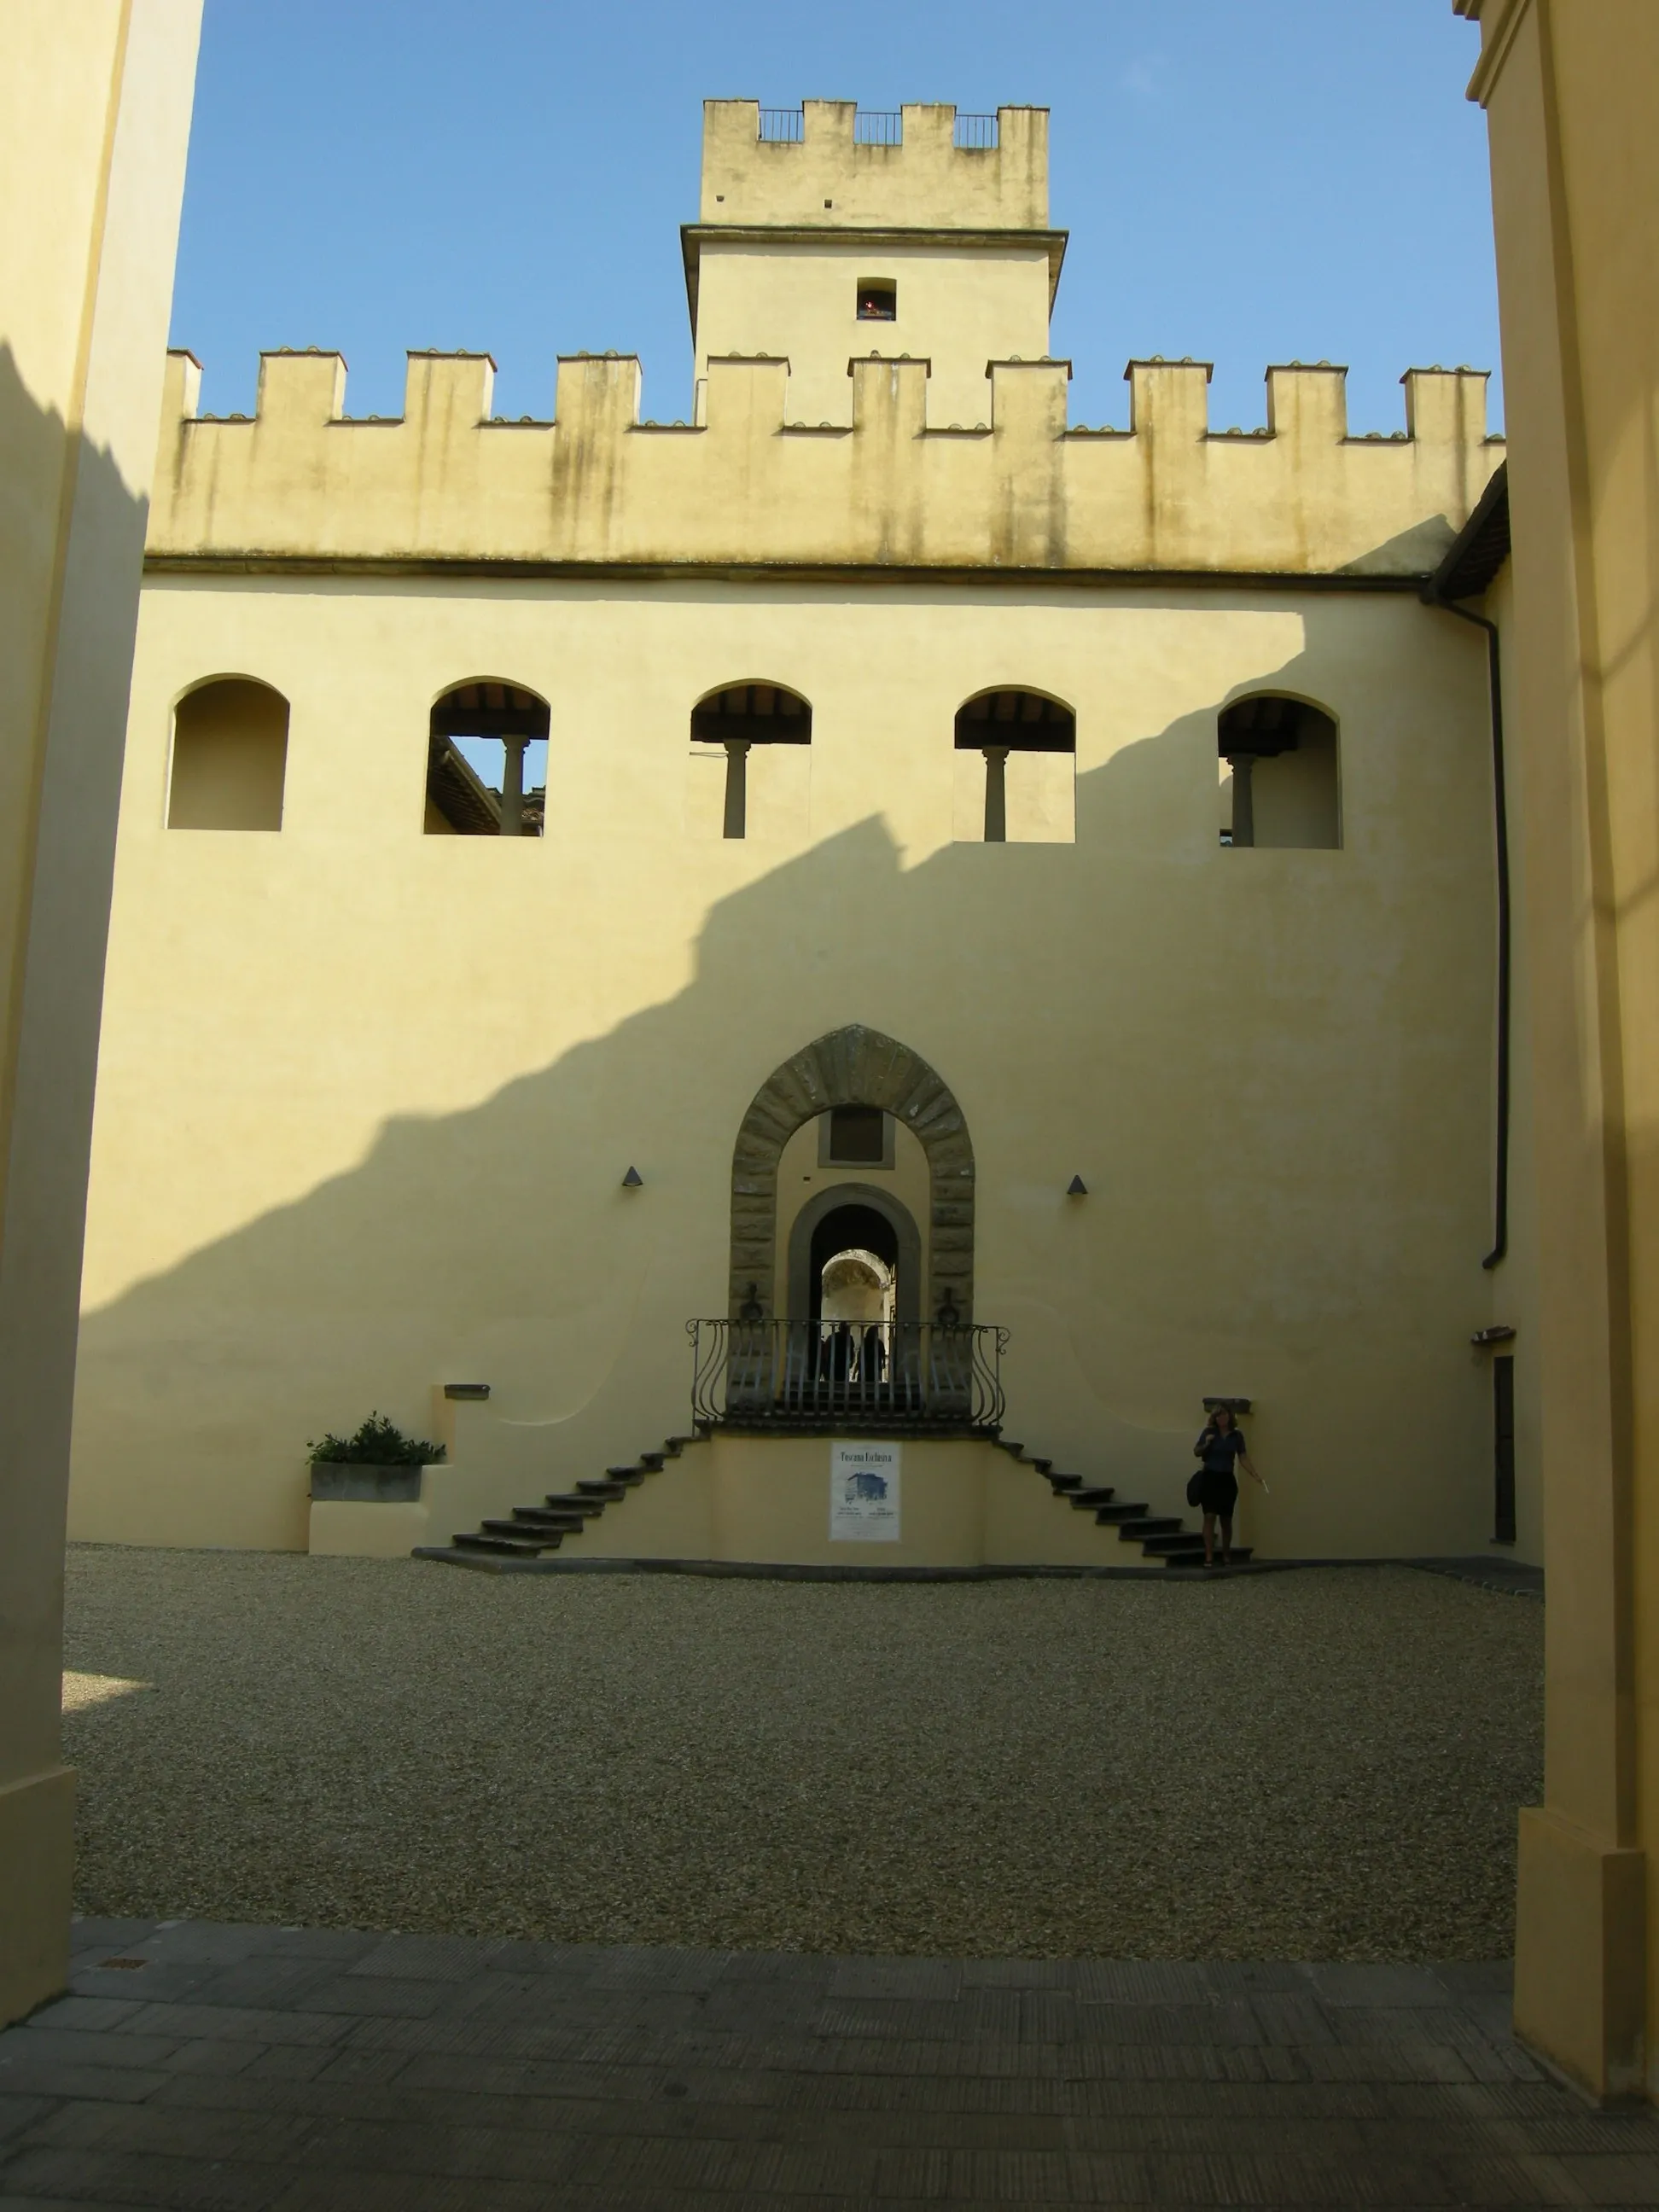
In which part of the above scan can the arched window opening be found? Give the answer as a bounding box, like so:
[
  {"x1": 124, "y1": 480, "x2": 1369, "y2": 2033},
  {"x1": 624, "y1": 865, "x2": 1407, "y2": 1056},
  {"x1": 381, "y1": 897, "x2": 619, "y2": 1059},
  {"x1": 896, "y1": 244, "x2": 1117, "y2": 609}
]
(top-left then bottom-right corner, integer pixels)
[
  {"x1": 953, "y1": 690, "x2": 1076, "y2": 844},
  {"x1": 167, "y1": 678, "x2": 289, "y2": 831},
  {"x1": 1218, "y1": 695, "x2": 1340, "y2": 850},
  {"x1": 689, "y1": 681, "x2": 812, "y2": 841},
  {"x1": 427, "y1": 682, "x2": 550, "y2": 837}
]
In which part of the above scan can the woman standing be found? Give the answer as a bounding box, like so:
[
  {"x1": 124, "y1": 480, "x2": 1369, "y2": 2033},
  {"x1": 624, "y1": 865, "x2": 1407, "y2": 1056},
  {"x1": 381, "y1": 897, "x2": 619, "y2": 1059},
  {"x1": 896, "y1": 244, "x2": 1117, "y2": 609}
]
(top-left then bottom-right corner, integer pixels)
[{"x1": 1191, "y1": 1405, "x2": 1264, "y2": 1567}]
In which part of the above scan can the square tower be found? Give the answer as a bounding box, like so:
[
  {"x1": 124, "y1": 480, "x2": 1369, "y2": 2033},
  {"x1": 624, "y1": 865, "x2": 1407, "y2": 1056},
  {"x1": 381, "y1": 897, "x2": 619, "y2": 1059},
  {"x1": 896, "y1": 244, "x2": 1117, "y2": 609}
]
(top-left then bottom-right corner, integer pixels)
[{"x1": 684, "y1": 102, "x2": 1064, "y2": 428}]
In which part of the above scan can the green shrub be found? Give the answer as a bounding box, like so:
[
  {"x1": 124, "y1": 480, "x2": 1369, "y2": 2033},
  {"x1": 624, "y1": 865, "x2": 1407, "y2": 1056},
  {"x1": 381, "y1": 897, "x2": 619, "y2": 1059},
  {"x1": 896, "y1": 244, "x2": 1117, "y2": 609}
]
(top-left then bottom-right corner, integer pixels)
[{"x1": 307, "y1": 1412, "x2": 445, "y2": 1466}]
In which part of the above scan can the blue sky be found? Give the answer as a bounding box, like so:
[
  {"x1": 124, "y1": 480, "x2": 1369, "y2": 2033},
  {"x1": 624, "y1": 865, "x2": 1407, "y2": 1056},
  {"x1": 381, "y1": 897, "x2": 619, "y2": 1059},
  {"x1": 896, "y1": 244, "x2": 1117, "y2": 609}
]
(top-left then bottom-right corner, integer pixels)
[{"x1": 172, "y1": 0, "x2": 1499, "y2": 440}]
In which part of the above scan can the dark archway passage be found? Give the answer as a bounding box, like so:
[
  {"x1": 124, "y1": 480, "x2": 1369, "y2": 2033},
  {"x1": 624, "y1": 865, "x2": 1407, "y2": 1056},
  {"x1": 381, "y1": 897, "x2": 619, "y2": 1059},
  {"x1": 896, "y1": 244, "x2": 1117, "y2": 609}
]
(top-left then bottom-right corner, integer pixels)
[{"x1": 809, "y1": 1202, "x2": 896, "y2": 1315}]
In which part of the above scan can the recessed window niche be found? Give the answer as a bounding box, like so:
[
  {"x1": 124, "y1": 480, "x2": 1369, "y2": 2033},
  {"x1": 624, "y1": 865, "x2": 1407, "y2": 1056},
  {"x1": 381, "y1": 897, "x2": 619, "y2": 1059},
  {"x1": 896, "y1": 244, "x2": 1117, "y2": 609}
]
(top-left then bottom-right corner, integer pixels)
[
  {"x1": 166, "y1": 678, "x2": 289, "y2": 831},
  {"x1": 1218, "y1": 695, "x2": 1340, "y2": 849},
  {"x1": 953, "y1": 690, "x2": 1076, "y2": 843},
  {"x1": 687, "y1": 681, "x2": 812, "y2": 842},
  {"x1": 819, "y1": 1106, "x2": 894, "y2": 1168}
]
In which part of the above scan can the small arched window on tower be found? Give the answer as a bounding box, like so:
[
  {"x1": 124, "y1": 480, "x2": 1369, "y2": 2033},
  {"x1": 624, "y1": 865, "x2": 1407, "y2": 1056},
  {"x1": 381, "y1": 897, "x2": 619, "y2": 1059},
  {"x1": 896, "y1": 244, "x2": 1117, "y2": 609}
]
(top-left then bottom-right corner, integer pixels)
[
  {"x1": 1218, "y1": 695, "x2": 1340, "y2": 849},
  {"x1": 426, "y1": 681, "x2": 550, "y2": 836},
  {"x1": 953, "y1": 690, "x2": 1076, "y2": 843},
  {"x1": 167, "y1": 678, "x2": 289, "y2": 830},
  {"x1": 688, "y1": 682, "x2": 812, "y2": 842}
]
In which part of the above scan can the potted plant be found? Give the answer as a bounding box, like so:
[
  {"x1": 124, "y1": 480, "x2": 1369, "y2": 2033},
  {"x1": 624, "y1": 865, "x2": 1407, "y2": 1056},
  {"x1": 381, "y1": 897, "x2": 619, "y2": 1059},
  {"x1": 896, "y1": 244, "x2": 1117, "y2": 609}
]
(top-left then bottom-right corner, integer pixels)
[{"x1": 308, "y1": 1413, "x2": 446, "y2": 1504}]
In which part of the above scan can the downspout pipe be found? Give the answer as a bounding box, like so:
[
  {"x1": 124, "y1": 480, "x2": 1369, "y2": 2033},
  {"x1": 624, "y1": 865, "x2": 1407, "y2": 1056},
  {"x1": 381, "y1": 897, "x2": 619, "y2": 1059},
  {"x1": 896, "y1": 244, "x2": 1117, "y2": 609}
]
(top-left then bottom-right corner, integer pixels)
[{"x1": 1422, "y1": 585, "x2": 1511, "y2": 1270}]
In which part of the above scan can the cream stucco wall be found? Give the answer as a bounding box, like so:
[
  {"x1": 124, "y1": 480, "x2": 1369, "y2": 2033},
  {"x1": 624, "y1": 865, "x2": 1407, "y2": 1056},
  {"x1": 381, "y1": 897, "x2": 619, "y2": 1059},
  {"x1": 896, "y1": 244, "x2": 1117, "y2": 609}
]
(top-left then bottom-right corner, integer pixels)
[
  {"x1": 693, "y1": 242, "x2": 1052, "y2": 431},
  {"x1": 73, "y1": 573, "x2": 1503, "y2": 1567}
]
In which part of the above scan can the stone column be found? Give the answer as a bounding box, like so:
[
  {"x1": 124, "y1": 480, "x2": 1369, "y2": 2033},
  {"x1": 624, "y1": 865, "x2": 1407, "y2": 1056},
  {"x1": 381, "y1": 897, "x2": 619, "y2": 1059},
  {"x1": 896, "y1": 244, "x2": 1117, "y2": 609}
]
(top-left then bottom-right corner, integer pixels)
[
  {"x1": 500, "y1": 736, "x2": 527, "y2": 837},
  {"x1": 0, "y1": 0, "x2": 203, "y2": 2029},
  {"x1": 1455, "y1": 0, "x2": 1659, "y2": 2102},
  {"x1": 982, "y1": 745, "x2": 1010, "y2": 842},
  {"x1": 723, "y1": 738, "x2": 751, "y2": 840}
]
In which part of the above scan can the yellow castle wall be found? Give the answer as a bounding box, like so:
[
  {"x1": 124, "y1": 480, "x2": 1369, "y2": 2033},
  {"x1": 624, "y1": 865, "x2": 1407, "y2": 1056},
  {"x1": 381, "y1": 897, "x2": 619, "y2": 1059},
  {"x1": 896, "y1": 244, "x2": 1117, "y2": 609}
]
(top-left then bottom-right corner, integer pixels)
[{"x1": 71, "y1": 571, "x2": 1504, "y2": 1565}]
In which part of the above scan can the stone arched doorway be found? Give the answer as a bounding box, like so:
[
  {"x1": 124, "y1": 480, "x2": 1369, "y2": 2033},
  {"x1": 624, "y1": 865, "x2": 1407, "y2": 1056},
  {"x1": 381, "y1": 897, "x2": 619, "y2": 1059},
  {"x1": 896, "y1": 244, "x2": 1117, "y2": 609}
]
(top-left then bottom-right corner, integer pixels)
[{"x1": 729, "y1": 1025, "x2": 975, "y2": 1323}]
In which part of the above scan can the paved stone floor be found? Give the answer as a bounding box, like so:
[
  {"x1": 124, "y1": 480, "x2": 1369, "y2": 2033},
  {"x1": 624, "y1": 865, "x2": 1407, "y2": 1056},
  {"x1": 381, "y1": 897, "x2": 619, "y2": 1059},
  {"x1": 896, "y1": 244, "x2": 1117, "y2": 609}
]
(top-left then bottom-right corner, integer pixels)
[{"x1": 1, "y1": 1919, "x2": 1656, "y2": 2208}]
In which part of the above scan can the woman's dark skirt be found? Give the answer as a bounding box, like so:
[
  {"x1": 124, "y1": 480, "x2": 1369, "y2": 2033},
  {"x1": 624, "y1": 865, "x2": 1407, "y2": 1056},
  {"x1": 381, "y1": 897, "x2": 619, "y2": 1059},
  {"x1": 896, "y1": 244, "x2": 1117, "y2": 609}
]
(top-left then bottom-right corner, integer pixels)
[{"x1": 1197, "y1": 1470, "x2": 1239, "y2": 1518}]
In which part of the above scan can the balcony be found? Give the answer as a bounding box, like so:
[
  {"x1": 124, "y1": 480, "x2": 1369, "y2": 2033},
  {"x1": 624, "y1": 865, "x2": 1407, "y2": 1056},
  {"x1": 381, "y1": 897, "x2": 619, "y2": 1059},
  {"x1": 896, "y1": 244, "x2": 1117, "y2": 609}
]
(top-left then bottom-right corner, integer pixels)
[{"x1": 688, "y1": 1317, "x2": 1008, "y2": 1435}]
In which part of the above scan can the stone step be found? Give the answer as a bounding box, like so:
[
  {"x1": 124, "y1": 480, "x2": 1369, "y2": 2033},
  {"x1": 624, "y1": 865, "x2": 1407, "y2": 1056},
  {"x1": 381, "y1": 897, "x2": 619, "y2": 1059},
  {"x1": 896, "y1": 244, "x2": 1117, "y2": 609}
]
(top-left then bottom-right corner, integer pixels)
[
  {"x1": 509, "y1": 1510, "x2": 585, "y2": 1533},
  {"x1": 1140, "y1": 1533, "x2": 1207, "y2": 1557},
  {"x1": 578, "y1": 1480, "x2": 630, "y2": 1500},
  {"x1": 544, "y1": 1493, "x2": 608, "y2": 1516},
  {"x1": 602, "y1": 1465, "x2": 647, "y2": 1485},
  {"x1": 454, "y1": 1529, "x2": 553, "y2": 1556},
  {"x1": 1115, "y1": 1516, "x2": 1182, "y2": 1540},
  {"x1": 1046, "y1": 1473, "x2": 1083, "y2": 1493},
  {"x1": 480, "y1": 1519, "x2": 567, "y2": 1545},
  {"x1": 1066, "y1": 1487, "x2": 1118, "y2": 1510},
  {"x1": 1093, "y1": 1502, "x2": 1150, "y2": 1522},
  {"x1": 638, "y1": 1452, "x2": 667, "y2": 1470},
  {"x1": 1161, "y1": 1545, "x2": 1254, "y2": 1569},
  {"x1": 1029, "y1": 1457, "x2": 1052, "y2": 1475}
]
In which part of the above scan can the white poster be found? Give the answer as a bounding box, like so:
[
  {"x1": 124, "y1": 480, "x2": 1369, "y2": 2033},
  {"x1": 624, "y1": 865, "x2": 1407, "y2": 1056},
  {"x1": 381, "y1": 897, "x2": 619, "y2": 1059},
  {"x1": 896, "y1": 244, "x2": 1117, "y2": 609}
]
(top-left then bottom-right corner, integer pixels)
[{"x1": 829, "y1": 1441, "x2": 901, "y2": 1541}]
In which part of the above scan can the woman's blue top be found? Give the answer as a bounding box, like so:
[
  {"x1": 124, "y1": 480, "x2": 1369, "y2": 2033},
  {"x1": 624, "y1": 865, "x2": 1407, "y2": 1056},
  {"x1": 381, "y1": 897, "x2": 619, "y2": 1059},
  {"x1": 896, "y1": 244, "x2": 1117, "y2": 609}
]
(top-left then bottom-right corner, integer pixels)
[{"x1": 1196, "y1": 1427, "x2": 1246, "y2": 1473}]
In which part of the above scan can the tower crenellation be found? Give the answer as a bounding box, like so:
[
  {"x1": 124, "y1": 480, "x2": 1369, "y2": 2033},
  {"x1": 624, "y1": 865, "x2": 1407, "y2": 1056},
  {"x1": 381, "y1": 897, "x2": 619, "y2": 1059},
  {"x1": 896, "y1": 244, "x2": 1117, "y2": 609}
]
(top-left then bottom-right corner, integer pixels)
[{"x1": 697, "y1": 101, "x2": 1051, "y2": 230}]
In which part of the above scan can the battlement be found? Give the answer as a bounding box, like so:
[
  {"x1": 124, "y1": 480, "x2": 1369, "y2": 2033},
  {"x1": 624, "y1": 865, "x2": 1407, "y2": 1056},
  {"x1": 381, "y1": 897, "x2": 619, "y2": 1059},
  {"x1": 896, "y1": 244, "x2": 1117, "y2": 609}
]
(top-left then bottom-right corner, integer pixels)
[
  {"x1": 698, "y1": 102, "x2": 1050, "y2": 230},
  {"x1": 148, "y1": 347, "x2": 1502, "y2": 579}
]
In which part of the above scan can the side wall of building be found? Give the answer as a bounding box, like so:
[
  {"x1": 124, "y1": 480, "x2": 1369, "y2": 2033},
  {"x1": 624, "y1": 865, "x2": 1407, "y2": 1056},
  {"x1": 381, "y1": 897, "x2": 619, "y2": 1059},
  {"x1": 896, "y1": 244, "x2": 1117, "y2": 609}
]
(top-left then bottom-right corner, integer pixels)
[
  {"x1": 1461, "y1": 0, "x2": 1659, "y2": 2104},
  {"x1": 0, "y1": 0, "x2": 201, "y2": 2027}
]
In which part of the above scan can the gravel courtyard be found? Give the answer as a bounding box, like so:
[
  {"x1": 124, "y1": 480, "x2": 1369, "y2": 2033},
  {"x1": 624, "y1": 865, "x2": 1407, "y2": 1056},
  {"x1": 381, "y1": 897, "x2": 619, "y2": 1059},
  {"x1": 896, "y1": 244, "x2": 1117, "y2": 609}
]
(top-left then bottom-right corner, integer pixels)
[{"x1": 64, "y1": 1550, "x2": 1540, "y2": 1962}]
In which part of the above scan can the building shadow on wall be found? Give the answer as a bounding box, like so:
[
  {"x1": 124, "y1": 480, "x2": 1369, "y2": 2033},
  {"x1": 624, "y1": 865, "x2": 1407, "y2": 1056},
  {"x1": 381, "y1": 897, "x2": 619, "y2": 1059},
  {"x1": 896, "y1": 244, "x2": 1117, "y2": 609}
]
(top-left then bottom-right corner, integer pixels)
[
  {"x1": 0, "y1": 339, "x2": 154, "y2": 1562},
  {"x1": 70, "y1": 593, "x2": 1497, "y2": 1551}
]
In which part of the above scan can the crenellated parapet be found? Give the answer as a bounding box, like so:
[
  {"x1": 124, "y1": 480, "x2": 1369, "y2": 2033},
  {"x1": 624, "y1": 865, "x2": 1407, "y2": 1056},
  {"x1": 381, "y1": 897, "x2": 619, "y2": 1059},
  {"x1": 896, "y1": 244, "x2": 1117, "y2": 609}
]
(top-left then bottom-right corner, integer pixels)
[
  {"x1": 148, "y1": 346, "x2": 1503, "y2": 579},
  {"x1": 696, "y1": 100, "x2": 1050, "y2": 230}
]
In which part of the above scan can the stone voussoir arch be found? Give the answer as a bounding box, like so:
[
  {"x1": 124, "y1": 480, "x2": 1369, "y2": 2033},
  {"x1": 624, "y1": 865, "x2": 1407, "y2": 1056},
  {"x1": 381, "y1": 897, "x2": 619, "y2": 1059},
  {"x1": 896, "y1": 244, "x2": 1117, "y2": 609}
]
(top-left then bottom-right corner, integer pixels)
[{"x1": 729, "y1": 1024, "x2": 975, "y2": 1324}]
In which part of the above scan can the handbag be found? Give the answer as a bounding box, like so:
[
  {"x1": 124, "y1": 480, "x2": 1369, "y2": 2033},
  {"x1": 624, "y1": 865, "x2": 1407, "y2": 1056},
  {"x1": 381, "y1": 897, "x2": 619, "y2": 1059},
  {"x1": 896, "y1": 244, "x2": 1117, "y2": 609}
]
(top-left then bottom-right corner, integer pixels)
[{"x1": 1186, "y1": 1469, "x2": 1204, "y2": 1508}]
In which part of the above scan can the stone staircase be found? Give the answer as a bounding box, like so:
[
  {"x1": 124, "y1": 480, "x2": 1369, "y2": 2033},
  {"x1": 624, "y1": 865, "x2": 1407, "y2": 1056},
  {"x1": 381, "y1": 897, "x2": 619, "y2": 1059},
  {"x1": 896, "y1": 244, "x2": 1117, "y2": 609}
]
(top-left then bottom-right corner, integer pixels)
[
  {"x1": 416, "y1": 1429, "x2": 1253, "y2": 1573},
  {"x1": 992, "y1": 1437, "x2": 1254, "y2": 1570},
  {"x1": 414, "y1": 1434, "x2": 699, "y2": 1569}
]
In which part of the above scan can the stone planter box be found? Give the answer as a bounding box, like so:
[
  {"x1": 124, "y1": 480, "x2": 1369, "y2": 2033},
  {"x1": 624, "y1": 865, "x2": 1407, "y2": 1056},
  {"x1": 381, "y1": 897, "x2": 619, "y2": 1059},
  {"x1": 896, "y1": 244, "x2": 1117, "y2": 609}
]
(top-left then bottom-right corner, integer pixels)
[{"x1": 309, "y1": 1462, "x2": 424, "y2": 1504}]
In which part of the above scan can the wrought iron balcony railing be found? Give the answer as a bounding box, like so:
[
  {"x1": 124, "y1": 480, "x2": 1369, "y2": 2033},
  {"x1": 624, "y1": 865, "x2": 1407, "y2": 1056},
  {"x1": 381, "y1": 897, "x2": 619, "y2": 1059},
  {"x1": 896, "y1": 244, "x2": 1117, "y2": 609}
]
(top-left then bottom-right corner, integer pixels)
[{"x1": 688, "y1": 1317, "x2": 1008, "y2": 1434}]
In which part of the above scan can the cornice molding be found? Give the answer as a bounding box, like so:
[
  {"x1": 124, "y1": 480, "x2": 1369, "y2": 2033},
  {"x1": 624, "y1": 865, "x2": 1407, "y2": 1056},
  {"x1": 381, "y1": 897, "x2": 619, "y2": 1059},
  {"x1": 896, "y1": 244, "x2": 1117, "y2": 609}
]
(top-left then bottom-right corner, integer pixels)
[
  {"x1": 680, "y1": 224, "x2": 1070, "y2": 323},
  {"x1": 1458, "y1": 0, "x2": 1535, "y2": 109},
  {"x1": 142, "y1": 551, "x2": 1433, "y2": 593}
]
